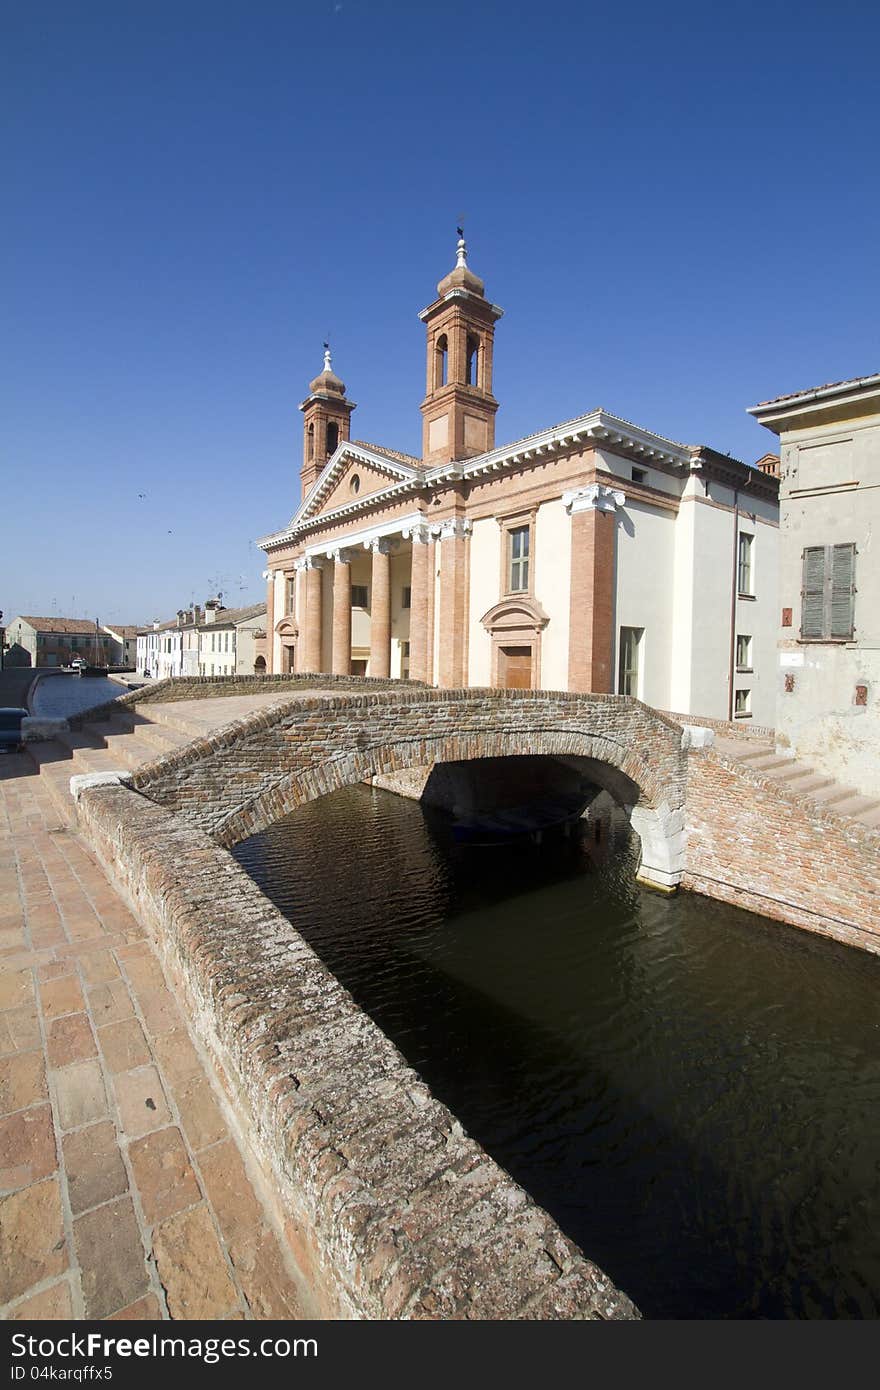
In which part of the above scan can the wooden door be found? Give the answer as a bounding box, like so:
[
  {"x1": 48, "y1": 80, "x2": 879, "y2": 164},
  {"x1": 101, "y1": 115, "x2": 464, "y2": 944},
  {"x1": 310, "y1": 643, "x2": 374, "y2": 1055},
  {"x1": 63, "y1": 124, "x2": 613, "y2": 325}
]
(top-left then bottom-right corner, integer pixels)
[{"x1": 499, "y1": 645, "x2": 532, "y2": 689}]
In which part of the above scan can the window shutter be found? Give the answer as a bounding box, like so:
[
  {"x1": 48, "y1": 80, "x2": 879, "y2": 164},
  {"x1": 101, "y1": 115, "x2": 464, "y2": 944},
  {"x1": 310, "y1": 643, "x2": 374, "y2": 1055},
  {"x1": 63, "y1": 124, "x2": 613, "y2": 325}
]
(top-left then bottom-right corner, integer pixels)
[
  {"x1": 801, "y1": 547, "x2": 827, "y2": 639},
  {"x1": 830, "y1": 543, "x2": 856, "y2": 639}
]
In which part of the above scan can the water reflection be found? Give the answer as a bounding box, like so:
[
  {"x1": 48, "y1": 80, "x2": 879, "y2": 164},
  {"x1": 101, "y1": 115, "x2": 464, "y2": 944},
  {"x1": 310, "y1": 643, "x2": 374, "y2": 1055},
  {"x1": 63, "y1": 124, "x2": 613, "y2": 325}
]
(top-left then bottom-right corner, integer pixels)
[{"x1": 234, "y1": 782, "x2": 880, "y2": 1318}]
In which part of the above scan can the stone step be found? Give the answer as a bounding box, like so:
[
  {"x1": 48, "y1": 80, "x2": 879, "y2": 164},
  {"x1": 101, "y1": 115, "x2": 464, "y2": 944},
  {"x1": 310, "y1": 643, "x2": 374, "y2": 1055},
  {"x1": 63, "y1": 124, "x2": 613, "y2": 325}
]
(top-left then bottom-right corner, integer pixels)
[
  {"x1": 758, "y1": 762, "x2": 818, "y2": 785},
  {"x1": 775, "y1": 773, "x2": 835, "y2": 795},
  {"x1": 727, "y1": 743, "x2": 776, "y2": 763},
  {"x1": 132, "y1": 703, "x2": 213, "y2": 739},
  {"x1": 826, "y1": 793, "x2": 880, "y2": 819},
  {"x1": 746, "y1": 754, "x2": 797, "y2": 774},
  {"x1": 92, "y1": 731, "x2": 165, "y2": 771},
  {"x1": 804, "y1": 783, "x2": 861, "y2": 808},
  {"x1": 855, "y1": 805, "x2": 880, "y2": 829}
]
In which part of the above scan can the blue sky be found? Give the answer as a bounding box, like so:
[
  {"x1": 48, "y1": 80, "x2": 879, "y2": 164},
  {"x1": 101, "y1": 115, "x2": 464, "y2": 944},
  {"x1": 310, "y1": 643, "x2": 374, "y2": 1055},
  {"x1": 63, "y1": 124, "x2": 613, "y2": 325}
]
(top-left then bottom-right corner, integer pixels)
[{"x1": 3, "y1": 0, "x2": 878, "y2": 626}]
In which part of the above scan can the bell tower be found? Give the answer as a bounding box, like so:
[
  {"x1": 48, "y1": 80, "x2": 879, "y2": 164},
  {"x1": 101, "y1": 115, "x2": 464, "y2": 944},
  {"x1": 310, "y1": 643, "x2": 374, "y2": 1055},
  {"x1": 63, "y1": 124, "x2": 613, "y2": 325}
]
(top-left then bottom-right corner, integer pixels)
[
  {"x1": 419, "y1": 232, "x2": 503, "y2": 465},
  {"x1": 299, "y1": 345, "x2": 356, "y2": 500}
]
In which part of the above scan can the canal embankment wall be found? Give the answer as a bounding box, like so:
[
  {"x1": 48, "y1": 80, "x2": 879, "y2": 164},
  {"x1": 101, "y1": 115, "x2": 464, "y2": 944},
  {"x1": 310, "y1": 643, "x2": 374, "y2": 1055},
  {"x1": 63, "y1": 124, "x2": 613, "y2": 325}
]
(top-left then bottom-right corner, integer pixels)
[
  {"x1": 683, "y1": 745, "x2": 880, "y2": 956},
  {"x1": 73, "y1": 779, "x2": 639, "y2": 1321}
]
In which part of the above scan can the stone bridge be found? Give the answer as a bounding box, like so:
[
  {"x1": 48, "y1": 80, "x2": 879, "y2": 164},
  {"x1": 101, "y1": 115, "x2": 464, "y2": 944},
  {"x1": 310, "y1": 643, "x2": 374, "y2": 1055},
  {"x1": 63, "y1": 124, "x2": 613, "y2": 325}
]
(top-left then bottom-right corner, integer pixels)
[{"x1": 127, "y1": 686, "x2": 691, "y2": 890}]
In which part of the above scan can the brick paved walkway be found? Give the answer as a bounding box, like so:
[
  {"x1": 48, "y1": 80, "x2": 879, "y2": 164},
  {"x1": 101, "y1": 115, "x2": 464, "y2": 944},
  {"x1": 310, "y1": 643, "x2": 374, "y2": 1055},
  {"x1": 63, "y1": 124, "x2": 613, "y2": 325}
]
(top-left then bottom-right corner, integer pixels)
[{"x1": 0, "y1": 757, "x2": 313, "y2": 1321}]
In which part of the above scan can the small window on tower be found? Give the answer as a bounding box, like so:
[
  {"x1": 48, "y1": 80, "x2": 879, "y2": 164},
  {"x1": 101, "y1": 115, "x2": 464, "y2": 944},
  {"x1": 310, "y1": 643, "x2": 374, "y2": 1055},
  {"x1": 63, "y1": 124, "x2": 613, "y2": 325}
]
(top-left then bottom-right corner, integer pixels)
[
  {"x1": 326, "y1": 422, "x2": 339, "y2": 456},
  {"x1": 307, "y1": 424, "x2": 315, "y2": 461},
  {"x1": 435, "y1": 334, "x2": 448, "y2": 389},
  {"x1": 466, "y1": 335, "x2": 480, "y2": 387}
]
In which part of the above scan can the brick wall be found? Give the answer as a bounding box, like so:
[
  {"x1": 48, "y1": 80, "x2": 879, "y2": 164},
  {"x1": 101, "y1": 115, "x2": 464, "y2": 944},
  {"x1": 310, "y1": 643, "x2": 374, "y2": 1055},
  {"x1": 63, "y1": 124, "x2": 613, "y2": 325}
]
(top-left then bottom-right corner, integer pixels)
[
  {"x1": 684, "y1": 747, "x2": 880, "y2": 955},
  {"x1": 127, "y1": 689, "x2": 687, "y2": 849},
  {"x1": 660, "y1": 710, "x2": 775, "y2": 742},
  {"x1": 74, "y1": 782, "x2": 638, "y2": 1320}
]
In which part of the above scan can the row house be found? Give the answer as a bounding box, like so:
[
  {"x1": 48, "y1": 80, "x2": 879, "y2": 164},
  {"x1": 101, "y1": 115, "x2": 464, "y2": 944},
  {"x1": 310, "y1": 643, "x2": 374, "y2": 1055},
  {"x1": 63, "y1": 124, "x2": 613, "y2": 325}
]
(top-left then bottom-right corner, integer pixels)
[
  {"x1": 136, "y1": 602, "x2": 266, "y2": 679},
  {"x1": 258, "y1": 237, "x2": 779, "y2": 725}
]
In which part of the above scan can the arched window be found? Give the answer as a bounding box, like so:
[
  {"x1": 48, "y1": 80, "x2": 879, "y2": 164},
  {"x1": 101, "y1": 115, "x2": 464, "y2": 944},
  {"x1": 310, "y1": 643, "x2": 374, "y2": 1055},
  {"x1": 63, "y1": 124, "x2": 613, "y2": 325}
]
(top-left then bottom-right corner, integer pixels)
[
  {"x1": 435, "y1": 334, "x2": 448, "y2": 389},
  {"x1": 466, "y1": 334, "x2": 480, "y2": 387},
  {"x1": 326, "y1": 421, "x2": 339, "y2": 456},
  {"x1": 307, "y1": 423, "x2": 315, "y2": 460}
]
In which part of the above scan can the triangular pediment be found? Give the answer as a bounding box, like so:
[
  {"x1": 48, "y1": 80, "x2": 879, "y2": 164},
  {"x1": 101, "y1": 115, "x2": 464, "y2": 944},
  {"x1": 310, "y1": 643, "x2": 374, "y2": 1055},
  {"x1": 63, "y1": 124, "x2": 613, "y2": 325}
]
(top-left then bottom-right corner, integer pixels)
[{"x1": 292, "y1": 443, "x2": 424, "y2": 529}]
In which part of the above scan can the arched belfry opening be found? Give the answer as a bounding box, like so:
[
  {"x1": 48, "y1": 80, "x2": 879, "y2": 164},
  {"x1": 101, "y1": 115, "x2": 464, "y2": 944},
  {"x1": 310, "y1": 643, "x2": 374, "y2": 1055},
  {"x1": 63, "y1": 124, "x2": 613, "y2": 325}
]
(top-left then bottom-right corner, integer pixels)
[{"x1": 420, "y1": 230, "x2": 503, "y2": 464}]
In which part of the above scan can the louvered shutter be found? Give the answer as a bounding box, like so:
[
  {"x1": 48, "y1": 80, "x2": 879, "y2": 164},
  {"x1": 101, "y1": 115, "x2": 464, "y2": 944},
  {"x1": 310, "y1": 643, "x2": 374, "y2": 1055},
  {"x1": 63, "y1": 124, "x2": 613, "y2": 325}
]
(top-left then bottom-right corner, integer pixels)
[
  {"x1": 801, "y1": 547, "x2": 827, "y2": 639},
  {"x1": 830, "y1": 543, "x2": 856, "y2": 639}
]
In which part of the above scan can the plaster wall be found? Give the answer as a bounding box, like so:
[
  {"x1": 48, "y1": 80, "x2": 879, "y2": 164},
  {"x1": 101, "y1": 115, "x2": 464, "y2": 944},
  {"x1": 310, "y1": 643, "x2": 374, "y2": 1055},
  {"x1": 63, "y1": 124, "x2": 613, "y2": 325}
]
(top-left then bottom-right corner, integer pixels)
[
  {"x1": 467, "y1": 518, "x2": 500, "y2": 686},
  {"x1": 534, "y1": 498, "x2": 572, "y2": 690},
  {"x1": 614, "y1": 501, "x2": 676, "y2": 707},
  {"x1": 776, "y1": 411, "x2": 880, "y2": 794}
]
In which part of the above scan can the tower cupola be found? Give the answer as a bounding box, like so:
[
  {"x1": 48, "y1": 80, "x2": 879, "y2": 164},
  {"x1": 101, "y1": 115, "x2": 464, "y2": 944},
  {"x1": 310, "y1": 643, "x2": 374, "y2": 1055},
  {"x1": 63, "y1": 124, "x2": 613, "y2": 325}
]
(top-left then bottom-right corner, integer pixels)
[{"x1": 419, "y1": 231, "x2": 503, "y2": 465}]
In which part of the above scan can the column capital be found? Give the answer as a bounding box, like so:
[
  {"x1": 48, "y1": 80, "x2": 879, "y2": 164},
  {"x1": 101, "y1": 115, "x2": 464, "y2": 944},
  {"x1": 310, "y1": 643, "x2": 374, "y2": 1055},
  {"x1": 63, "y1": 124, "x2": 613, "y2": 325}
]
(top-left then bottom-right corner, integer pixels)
[
  {"x1": 261, "y1": 569, "x2": 272, "y2": 581},
  {"x1": 297, "y1": 555, "x2": 325, "y2": 571},
  {"x1": 563, "y1": 484, "x2": 626, "y2": 516},
  {"x1": 431, "y1": 516, "x2": 472, "y2": 541},
  {"x1": 327, "y1": 546, "x2": 356, "y2": 565},
  {"x1": 366, "y1": 537, "x2": 395, "y2": 555},
  {"x1": 402, "y1": 522, "x2": 431, "y2": 545}
]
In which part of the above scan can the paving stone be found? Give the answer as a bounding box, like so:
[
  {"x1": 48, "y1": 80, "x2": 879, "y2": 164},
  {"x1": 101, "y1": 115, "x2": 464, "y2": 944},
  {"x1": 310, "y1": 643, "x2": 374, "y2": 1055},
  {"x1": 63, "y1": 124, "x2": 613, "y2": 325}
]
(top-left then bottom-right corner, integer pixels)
[
  {"x1": 0, "y1": 969, "x2": 33, "y2": 1011},
  {"x1": 152, "y1": 1029, "x2": 203, "y2": 1085},
  {"x1": 136, "y1": 986, "x2": 183, "y2": 1037},
  {"x1": 54, "y1": 1059, "x2": 108, "y2": 1131},
  {"x1": 0, "y1": 1104, "x2": 57, "y2": 1189},
  {"x1": 88, "y1": 978, "x2": 135, "y2": 1025},
  {"x1": 129, "y1": 1125, "x2": 201, "y2": 1225},
  {"x1": 76, "y1": 947, "x2": 120, "y2": 986},
  {"x1": 98, "y1": 1017, "x2": 151, "y2": 1074},
  {"x1": 152, "y1": 1203, "x2": 238, "y2": 1320},
  {"x1": 235, "y1": 1229, "x2": 305, "y2": 1319},
  {"x1": 113, "y1": 1066, "x2": 171, "y2": 1137},
  {"x1": 74, "y1": 1195, "x2": 149, "y2": 1319},
  {"x1": 121, "y1": 950, "x2": 166, "y2": 994},
  {"x1": 0, "y1": 1051, "x2": 47, "y2": 1114},
  {"x1": 0, "y1": 1005, "x2": 41, "y2": 1056},
  {"x1": 107, "y1": 1293, "x2": 162, "y2": 1320},
  {"x1": 7, "y1": 1279, "x2": 73, "y2": 1319},
  {"x1": 47, "y1": 1013, "x2": 97, "y2": 1069},
  {"x1": 196, "y1": 1140, "x2": 263, "y2": 1255},
  {"x1": 62, "y1": 1120, "x2": 128, "y2": 1215},
  {"x1": 40, "y1": 974, "x2": 85, "y2": 1022},
  {"x1": 175, "y1": 1074, "x2": 226, "y2": 1151},
  {"x1": 0, "y1": 1177, "x2": 67, "y2": 1301}
]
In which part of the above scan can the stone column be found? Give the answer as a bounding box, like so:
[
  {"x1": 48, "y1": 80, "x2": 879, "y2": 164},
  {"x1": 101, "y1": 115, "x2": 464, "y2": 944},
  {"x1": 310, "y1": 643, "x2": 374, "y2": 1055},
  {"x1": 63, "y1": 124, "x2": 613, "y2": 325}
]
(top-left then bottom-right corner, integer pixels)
[
  {"x1": 564, "y1": 485, "x2": 624, "y2": 694},
  {"x1": 263, "y1": 569, "x2": 275, "y2": 674},
  {"x1": 302, "y1": 559, "x2": 323, "y2": 673},
  {"x1": 331, "y1": 550, "x2": 352, "y2": 676},
  {"x1": 407, "y1": 526, "x2": 430, "y2": 685},
  {"x1": 369, "y1": 540, "x2": 392, "y2": 679},
  {"x1": 437, "y1": 517, "x2": 470, "y2": 689}
]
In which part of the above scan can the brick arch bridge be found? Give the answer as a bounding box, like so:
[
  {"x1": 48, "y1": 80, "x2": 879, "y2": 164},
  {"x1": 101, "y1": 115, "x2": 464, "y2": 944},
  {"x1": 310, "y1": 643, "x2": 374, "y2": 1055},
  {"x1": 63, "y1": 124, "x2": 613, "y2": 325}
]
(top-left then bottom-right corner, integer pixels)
[{"x1": 130, "y1": 688, "x2": 690, "y2": 889}]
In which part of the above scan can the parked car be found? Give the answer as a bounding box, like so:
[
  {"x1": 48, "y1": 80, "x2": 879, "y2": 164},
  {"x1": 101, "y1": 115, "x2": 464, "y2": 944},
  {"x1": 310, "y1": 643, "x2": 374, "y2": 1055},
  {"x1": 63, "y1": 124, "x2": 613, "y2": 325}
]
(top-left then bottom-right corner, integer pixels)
[{"x1": 0, "y1": 707, "x2": 28, "y2": 754}]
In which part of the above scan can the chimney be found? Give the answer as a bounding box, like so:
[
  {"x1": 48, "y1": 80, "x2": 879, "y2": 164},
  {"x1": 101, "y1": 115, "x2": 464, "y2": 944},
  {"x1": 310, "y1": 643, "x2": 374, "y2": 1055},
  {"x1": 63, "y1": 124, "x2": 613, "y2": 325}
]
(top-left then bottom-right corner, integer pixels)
[
  {"x1": 193, "y1": 604, "x2": 203, "y2": 625},
  {"x1": 152, "y1": 620, "x2": 161, "y2": 631},
  {"x1": 204, "y1": 598, "x2": 220, "y2": 624},
  {"x1": 177, "y1": 609, "x2": 186, "y2": 628}
]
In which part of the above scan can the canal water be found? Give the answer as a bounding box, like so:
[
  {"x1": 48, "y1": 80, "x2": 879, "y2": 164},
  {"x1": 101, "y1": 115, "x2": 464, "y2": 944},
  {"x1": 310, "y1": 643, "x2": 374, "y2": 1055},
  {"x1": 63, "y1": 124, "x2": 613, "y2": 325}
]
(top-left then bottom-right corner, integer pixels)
[
  {"x1": 33, "y1": 674, "x2": 125, "y2": 719},
  {"x1": 233, "y1": 782, "x2": 880, "y2": 1319}
]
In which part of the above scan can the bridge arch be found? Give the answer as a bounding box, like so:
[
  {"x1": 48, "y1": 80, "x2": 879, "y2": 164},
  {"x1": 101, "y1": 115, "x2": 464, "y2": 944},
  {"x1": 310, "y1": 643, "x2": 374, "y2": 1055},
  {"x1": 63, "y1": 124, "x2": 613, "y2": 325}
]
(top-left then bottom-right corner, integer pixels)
[{"x1": 132, "y1": 689, "x2": 688, "y2": 890}]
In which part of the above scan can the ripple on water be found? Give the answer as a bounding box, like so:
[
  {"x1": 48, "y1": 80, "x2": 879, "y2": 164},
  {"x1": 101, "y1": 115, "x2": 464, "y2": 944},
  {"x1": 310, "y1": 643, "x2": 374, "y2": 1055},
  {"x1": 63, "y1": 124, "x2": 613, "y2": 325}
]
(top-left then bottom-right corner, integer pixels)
[{"x1": 233, "y1": 782, "x2": 880, "y2": 1319}]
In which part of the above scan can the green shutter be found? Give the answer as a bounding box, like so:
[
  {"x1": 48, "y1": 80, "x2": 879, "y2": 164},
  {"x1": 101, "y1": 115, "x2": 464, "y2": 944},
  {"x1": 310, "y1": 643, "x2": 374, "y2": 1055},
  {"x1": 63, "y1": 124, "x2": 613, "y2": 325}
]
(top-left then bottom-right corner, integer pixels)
[
  {"x1": 801, "y1": 547, "x2": 827, "y2": 639},
  {"x1": 830, "y1": 543, "x2": 856, "y2": 639}
]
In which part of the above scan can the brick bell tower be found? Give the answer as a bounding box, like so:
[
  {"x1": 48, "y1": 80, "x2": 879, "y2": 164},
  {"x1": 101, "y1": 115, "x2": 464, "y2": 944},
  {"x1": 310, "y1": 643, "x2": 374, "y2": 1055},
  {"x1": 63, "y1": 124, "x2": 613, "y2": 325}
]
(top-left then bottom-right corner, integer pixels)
[
  {"x1": 299, "y1": 345, "x2": 356, "y2": 500},
  {"x1": 419, "y1": 232, "x2": 504, "y2": 465}
]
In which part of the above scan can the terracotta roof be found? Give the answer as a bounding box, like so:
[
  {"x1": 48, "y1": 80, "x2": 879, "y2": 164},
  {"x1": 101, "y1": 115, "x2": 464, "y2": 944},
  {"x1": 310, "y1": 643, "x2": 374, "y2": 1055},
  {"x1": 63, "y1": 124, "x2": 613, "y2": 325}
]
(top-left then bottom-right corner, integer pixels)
[
  {"x1": 17, "y1": 617, "x2": 106, "y2": 635},
  {"x1": 754, "y1": 372, "x2": 880, "y2": 408},
  {"x1": 103, "y1": 624, "x2": 139, "y2": 639},
  {"x1": 199, "y1": 602, "x2": 266, "y2": 629},
  {"x1": 352, "y1": 440, "x2": 422, "y2": 468}
]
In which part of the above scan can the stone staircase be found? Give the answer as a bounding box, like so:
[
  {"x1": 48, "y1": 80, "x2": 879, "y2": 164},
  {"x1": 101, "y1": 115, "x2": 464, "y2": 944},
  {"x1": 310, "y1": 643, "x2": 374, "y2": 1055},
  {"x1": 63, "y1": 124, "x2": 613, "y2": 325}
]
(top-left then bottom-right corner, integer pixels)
[
  {"x1": 21, "y1": 706, "x2": 205, "y2": 823},
  {"x1": 713, "y1": 737, "x2": 880, "y2": 830}
]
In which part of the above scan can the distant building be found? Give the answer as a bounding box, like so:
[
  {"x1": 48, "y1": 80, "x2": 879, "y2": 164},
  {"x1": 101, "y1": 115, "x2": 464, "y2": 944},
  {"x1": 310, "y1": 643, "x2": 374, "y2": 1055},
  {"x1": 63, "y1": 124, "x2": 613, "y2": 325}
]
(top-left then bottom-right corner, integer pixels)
[
  {"x1": 4, "y1": 617, "x2": 114, "y2": 668},
  {"x1": 101, "y1": 624, "x2": 139, "y2": 669},
  {"x1": 258, "y1": 236, "x2": 780, "y2": 725},
  {"x1": 749, "y1": 371, "x2": 880, "y2": 795},
  {"x1": 136, "y1": 601, "x2": 266, "y2": 678}
]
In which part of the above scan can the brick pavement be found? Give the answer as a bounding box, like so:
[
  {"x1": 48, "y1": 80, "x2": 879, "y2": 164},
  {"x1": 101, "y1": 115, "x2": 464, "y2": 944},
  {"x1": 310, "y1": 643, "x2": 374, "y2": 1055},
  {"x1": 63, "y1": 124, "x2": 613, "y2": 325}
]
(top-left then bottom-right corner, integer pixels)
[{"x1": 0, "y1": 755, "x2": 313, "y2": 1321}]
